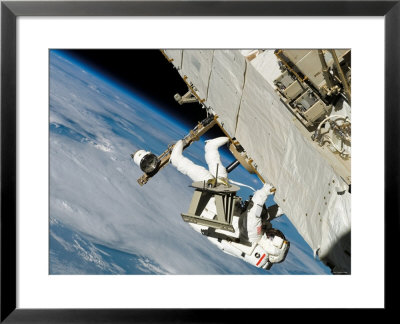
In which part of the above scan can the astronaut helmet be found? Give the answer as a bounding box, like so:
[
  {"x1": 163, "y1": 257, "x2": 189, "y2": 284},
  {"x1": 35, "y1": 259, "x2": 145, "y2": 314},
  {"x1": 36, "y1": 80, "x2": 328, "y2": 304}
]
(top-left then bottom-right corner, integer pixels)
[
  {"x1": 258, "y1": 228, "x2": 290, "y2": 264},
  {"x1": 265, "y1": 228, "x2": 286, "y2": 241}
]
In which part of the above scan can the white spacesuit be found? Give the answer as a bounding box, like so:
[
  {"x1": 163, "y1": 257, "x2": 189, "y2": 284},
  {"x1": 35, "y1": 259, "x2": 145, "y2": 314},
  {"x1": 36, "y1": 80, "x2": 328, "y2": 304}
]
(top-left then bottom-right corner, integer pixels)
[{"x1": 170, "y1": 137, "x2": 290, "y2": 270}]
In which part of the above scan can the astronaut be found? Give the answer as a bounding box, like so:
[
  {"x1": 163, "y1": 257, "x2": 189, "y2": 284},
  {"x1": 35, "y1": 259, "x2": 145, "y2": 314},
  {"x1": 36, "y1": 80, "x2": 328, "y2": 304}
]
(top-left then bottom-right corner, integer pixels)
[{"x1": 170, "y1": 136, "x2": 290, "y2": 270}]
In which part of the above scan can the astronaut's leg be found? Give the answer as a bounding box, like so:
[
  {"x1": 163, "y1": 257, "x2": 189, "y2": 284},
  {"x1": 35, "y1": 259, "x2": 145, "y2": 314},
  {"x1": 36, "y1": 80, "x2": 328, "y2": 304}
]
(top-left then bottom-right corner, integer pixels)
[
  {"x1": 204, "y1": 137, "x2": 229, "y2": 179},
  {"x1": 170, "y1": 140, "x2": 213, "y2": 182}
]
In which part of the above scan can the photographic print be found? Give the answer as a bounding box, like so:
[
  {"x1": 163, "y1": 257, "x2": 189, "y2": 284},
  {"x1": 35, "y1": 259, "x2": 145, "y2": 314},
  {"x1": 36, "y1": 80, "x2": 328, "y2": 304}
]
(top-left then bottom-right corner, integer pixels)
[{"x1": 49, "y1": 49, "x2": 351, "y2": 275}]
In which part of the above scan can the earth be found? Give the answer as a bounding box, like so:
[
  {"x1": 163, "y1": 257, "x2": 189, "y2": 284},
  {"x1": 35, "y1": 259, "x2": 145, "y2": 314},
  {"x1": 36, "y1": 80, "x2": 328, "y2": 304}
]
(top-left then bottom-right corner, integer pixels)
[{"x1": 49, "y1": 50, "x2": 331, "y2": 275}]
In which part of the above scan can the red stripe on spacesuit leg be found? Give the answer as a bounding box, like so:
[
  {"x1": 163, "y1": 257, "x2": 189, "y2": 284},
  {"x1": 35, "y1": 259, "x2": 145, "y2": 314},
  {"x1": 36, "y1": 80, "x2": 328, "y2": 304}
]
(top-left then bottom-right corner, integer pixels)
[{"x1": 256, "y1": 253, "x2": 266, "y2": 266}]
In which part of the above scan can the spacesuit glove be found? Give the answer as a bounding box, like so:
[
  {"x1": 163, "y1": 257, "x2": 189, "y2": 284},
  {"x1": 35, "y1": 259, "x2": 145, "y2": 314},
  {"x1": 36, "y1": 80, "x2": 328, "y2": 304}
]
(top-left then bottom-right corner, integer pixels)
[
  {"x1": 262, "y1": 182, "x2": 274, "y2": 194},
  {"x1": 251, "y1": 182, "x2": 274, "y2": 209}
]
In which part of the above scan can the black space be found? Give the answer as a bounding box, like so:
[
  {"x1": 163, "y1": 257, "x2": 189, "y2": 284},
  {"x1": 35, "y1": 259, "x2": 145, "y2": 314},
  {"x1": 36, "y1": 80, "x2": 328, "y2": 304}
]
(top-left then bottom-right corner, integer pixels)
[{"x1": 63, "y1": 49, "x2": 224, "y2": 139}]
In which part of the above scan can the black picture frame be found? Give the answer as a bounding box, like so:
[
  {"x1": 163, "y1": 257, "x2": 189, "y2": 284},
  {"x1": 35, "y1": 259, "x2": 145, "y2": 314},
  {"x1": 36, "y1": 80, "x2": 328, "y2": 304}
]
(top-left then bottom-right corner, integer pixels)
[{"x1": 1, "y1": 0, "x2": 397, "y2": 321}]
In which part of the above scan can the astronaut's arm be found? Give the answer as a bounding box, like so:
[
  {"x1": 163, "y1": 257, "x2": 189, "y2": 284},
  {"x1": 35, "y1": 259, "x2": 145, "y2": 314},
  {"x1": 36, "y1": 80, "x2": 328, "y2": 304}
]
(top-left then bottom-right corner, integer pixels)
[
  {"x1": 250, "y1": 183, "x2": 274, "y2": 216},
  {"x1": 243, "y1": 183, "x2": 275, "y2": 242}
]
